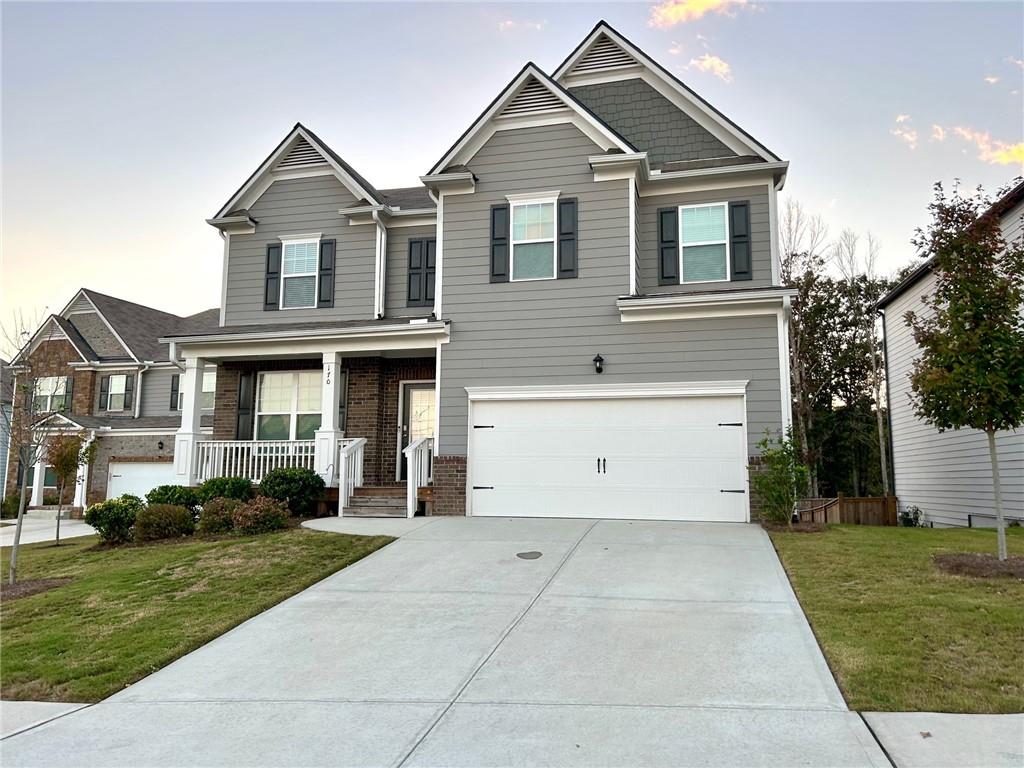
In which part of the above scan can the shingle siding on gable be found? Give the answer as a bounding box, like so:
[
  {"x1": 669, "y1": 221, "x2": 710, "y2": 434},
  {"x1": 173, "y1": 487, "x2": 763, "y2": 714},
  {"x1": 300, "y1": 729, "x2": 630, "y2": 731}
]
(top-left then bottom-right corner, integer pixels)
[
  {"x1": 438, "y1": 122, "x2": 782, "y2": 456},
  {"x1": 67, "y1": 312, "x2": 130, "y2": 359},
  {"x1": 569, "y1": 78, "x2": 735, "y2": 166},
  {"x1": 638, "y1": 185, "x2": 773, "y2": 293},
  {"x1": 224, "y1": 175, "x2": 376, "y2": 326}
]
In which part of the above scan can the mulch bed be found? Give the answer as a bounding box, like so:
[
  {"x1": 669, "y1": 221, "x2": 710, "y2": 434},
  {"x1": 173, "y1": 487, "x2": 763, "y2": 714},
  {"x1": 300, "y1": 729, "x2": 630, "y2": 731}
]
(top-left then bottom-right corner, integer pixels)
[
  {"x1": 933, "y1": 553, "x2": 1024, "y2": 579},
  {"x1": 1, "y1": 577, "x2": 72, "y2": 601},
  {"x1": 762, "y1": 521, "x2": 826, "y2": 533}
]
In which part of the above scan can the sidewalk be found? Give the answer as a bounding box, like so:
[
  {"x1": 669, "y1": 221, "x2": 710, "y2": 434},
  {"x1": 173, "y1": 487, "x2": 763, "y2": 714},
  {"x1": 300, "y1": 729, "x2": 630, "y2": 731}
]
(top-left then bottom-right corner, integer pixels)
[
  {"x1": 0, "y1": 518, "x2": 95, "y2": 547},
  {"x1": 863, "y1": 712, "x2": 1024, "y2": 768}
]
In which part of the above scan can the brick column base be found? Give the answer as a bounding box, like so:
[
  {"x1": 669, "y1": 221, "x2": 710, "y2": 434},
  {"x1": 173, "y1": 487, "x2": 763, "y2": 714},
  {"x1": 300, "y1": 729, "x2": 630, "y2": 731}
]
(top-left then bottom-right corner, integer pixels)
[
  {"x1": 747, "y1": 455, "x2": 765, "y2": 523},
  {"x1": 431, "y1": 455, "x2": 466, "y2": 516}
]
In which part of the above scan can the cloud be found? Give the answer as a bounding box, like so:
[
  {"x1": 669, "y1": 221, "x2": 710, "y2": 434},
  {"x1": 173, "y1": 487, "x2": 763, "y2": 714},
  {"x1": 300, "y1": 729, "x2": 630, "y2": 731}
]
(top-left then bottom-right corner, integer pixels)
[
  {"x1": 891, "y1": 126, "x2": 918, "y2": 150},
  {"x1": 687, "y1": 53, "x2": 733, "y2": 82},
  {"x1": 497, "y1": 20, "x2": 544, "y2": 32},
  {"x1": 649, "y1": 0, "x2": 750, "y2": 28},
  {"x1": 949, "y1": 126, "x2": 1024, "y2": 166},
  {"x1": 984, "y1": 75, "x2": 1000, "y2": 85},
  {"x1": 668, "y1": 41, "x2": 684, "y2": 55},
  {"x1": 895, "y1": 114, "x2": 911, "y2": 124},
  {"x1": 1008, "y1": 56, "x2": 1024, "y2": 69},
  {"x1": 931, "y1": 124, "x2": 947, "y2": 142}
]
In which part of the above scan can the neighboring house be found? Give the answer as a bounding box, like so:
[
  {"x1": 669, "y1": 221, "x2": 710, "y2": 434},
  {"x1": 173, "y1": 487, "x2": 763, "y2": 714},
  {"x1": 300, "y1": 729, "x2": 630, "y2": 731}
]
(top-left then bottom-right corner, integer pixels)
[
  {"x1": 878, "y1": 180, "x2": 1024, "y2": 528},
  {"x1": 5, "y1": 289, "x2": 218, "y2": 507},
  {"x1": 165, "y1": 21, "x2": 794, "y2": 522},
  {"x1": 0, "y1": 359, "x2": 12, "y2": 499}
]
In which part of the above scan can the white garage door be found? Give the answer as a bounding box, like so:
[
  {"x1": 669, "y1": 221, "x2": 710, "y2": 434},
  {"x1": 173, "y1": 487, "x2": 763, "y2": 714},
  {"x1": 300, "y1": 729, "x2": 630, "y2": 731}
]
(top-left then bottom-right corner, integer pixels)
[
  {"x1": 468, "y1": 394, "x2": 748, "y2": 522},
  {"x1": 107, "y1": 461, "x2": 177, "y2": 499}
]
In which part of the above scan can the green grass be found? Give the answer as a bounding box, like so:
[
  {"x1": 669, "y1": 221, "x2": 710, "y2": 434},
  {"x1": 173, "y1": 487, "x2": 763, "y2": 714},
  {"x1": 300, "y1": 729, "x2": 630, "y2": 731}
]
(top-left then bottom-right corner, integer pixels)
[
  {"x1": 1, "y1": 529, "x2": 392, "y2": 702},
  {"x1": 769, "y1": 525, "x2": 1024, "y2": 713}
]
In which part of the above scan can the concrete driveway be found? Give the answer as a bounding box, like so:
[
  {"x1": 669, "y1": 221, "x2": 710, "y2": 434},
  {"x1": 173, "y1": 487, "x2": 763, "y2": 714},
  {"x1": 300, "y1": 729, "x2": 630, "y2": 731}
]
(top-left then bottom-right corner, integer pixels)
[{"x1": 1, "y1": 517, "x2": 889, "y2": 767}]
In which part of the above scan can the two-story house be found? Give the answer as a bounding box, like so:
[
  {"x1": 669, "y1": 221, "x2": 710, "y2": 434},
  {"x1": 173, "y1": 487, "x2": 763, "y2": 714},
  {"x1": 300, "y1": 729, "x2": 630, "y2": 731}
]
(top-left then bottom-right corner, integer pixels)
[
  {"x1": 166, "y1": 22, "x2": 794, "y2": 522},
  {"x1": 5, "y1": 289, "x2": 218, "y2": 509}
]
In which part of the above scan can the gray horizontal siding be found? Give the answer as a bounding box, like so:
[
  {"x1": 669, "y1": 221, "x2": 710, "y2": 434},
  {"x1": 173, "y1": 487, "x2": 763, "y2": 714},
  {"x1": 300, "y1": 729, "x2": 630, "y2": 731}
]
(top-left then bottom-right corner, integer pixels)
[
  {"x1": 140, "y1": 368, "x2": 177, "y2": 417},
  {"x1": 225, "y1": 175, "x2": 375, "y2": 326},
  {"x1": 886, "y1": 261, "x2": 1024, "y2": 527},
  {"x1": 638, "y1": 186, "x2": 774, "y2": 294},
  {"x1": 385, "y1": 224, "x2": 436, "y2": 319},
  {"x1": 439, "y1": 122, "x2": 783, "y2": 456}
]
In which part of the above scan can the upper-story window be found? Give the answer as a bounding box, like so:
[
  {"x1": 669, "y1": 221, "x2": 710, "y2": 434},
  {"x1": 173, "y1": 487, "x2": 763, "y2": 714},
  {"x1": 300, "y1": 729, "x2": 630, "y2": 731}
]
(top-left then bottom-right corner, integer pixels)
[
  {"x1": 511, "y1": 197, "x2": 557, "y2": 281},
  {"x1": 280, "y1": 238, "x2": 320, "y2": 309},
  {"x1": 34, "y1": 376, "x2": 69, "y2": 412},
  {"x1": 176, "y1": 370, "x2": 217, "y2": 411},
  {"x1": 679, "y1": 203, "x2": 729, "y2": 283},
  {"x1": 106, "y1": 375, "x2": 128, "y2": 411}
]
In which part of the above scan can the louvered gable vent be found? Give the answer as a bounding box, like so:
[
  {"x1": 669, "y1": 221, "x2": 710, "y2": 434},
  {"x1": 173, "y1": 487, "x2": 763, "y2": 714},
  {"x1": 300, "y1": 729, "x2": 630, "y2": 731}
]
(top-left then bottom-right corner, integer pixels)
[
  {"x1": 499, "y1": 77, "x2": 566, "y2": 118},
  {"x1": 274, "y1": 136, "x2": 328, "y2": 170},
  {"x1": 572, "y1": 34, "x2": 637, "y2": 74}
]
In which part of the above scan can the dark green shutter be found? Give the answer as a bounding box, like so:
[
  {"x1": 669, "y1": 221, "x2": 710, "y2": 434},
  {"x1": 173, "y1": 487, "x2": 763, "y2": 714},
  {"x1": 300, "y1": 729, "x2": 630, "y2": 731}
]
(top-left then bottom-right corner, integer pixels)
[
  {"x1": 318, "y1": 239, "x2": 335, "y2": 308},
  {"x1": 124, "y1": 374, "x2": 134, "y2": 411},
  {"x1": 407, "y1": 238, "x2": 436, "y2": 306},
  {"x1": 557, "y1": 198, "x2": 578, "y2": 279},
  {"x1": 490, "y1": 205, "x2": 510, "y2": 283},
  {"x1": 62, "y1": 376, "x2": 74, "y2": 413},
  {"x1": 424, "y1": 239, "x2": 436, "y2": 303},
  {"x1": 658, "y1": 207, "x2": 679, "y2": 285},
  {"x1": 170, "y1": 374, "x2": 180, "y2": 411},
  {"x1": 729, "y1": 201, "x2": 752, "y2": 281},
  {"x1": 264, "y1": 244, "x2": 282, "y2": 310},
  {"x1": 236, "y1": 372, "x2": 255, "y2": 440},
  {"x1": 99, "y1": 375, "x2": 110, "y2": 412}
]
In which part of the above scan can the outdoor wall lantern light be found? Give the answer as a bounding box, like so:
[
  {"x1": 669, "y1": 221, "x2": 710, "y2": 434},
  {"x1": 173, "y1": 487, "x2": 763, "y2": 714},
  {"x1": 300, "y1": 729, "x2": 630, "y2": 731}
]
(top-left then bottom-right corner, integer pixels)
[
  {"x1": 157, "y1": 441, "x2": 165, "y2": 451},
  {"x1": 593, "y1": 354, "x2": 604, "y2": 374}
]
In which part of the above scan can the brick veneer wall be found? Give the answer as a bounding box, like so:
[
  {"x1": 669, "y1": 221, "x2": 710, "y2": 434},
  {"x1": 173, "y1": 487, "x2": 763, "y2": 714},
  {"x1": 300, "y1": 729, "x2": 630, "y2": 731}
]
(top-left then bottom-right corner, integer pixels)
[
  {"x1": 380, "y1": 358, "x2": 436, "y2": 485},
  {"x1": 431, "y1": 455, "x2": 466, "y2": 516},
  {"x1": 88, "y1": 435, "x2": 175, "y2": 505},
  {"x1": 746, "y1": 454, "x2": 766, "y2": 523}
]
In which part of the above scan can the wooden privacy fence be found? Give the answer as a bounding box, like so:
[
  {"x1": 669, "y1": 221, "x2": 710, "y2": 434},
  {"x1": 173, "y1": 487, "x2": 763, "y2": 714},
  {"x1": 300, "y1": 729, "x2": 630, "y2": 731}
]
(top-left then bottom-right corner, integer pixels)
[{"x1": 797, "y1": 494, "x2": 898, "y2": 526}]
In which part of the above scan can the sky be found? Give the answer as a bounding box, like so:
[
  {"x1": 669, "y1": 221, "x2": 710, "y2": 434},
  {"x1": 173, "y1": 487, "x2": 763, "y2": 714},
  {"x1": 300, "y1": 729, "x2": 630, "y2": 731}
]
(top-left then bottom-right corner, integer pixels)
[{"x1": 2, "y1": 0, "x2": 1022, "y2": 350}]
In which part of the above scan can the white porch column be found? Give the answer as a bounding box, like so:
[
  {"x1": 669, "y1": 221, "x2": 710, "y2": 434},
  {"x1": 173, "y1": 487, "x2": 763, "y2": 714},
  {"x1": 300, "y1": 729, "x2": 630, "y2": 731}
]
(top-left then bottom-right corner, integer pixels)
[
  {"x1": 30, "y1": 455, "x2": 46, "y2": 507},
  {"x1": 73, "y1": 433, "x2": 95, "y2": 509},
  {"x1": 174, "y1": 356, "x2": 205, "y2": 486},
  {"x1": 314, "y1": 352, "x2": 344, "y2": 486}
]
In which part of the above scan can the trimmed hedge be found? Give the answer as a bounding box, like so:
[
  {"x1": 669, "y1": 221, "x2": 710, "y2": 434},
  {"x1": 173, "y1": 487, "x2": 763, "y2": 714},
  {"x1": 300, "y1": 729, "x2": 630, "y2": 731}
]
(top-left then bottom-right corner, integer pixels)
[
  {"x1": 134, "y1": 504, "x2": 195, "y2": 542},
  {"x1": 84, "y1": 495, "x2": 144, "y2": 544},
  {"x1": 198, "y1": 497, "x2": 242, "y2": 534},
  {"x1": 232, "y1": 497, "x2": 289, "y2": 534},
  {"x1": 258, "y1": 468, "x2": 325, "y2": 517},
  {"x1": 197, "y1": 477, "x2": 255, "y2": 504},
  {"x1": 145, "y1": 485, "x2": 201, "y2": 515}
]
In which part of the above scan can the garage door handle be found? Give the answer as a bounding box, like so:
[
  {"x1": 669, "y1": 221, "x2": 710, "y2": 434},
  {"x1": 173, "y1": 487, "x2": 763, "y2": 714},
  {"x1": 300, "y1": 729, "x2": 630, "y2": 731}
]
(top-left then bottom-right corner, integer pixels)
[
  {"x1": 718, "y1": 422, "x2": 743, "y2": 427},
  {"x1": 602, "y1": 458, "x2": 606, "y2": 474},
  {"x1": 720, "y1": 489, "x2": 746, "y2": 494}
]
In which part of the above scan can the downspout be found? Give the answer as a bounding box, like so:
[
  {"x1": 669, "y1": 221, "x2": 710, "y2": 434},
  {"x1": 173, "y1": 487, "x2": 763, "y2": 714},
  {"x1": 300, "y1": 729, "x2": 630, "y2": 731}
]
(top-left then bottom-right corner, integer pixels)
[
  {"x1": 371, "y1": 210, "x2": 388, "y2": 319},
  {"x1": 878, "y1": 308, "x2": 896, "y2": 502},
  {"x1": 134, "y1": 364, "x2": 150, "y2": 418},
  {"x1": 428, "y1": 189, "x2": 442, "y2": 319}
]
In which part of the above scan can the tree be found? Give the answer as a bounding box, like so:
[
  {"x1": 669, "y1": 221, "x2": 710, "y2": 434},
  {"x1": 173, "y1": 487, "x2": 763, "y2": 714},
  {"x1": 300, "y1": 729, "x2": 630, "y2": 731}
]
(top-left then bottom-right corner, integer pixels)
[
  {"x1": 749, "y1": 431, "x2": 809, "y2": 526},
  {"x1": 47, "y1": 433, "x2": 96, "y2": 545},
  {"x1": 833, "y1": 229, "x2": 893, "y2": 496},
  {"x1": 905, "y1": 182, "x2": 1024, "y2": 561}
]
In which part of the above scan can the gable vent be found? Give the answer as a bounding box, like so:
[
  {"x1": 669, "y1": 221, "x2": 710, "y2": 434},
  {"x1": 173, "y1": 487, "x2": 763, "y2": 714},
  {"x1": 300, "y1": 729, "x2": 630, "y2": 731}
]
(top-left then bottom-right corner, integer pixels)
[
  {"x1": 572, "y1": 35, "x2": 637, "y2": 74},
  {"x1": 275, "y1": 136, "x2": 328, "y2": 170},
  {"x1": 499, "y1": 77, "x2": 566, "y2": 118}
]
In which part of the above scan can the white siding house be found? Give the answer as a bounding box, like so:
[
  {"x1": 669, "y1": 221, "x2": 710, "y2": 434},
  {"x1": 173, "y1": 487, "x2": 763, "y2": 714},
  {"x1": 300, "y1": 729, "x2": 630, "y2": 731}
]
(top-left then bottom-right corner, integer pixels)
[{"x1": 879, "y1": 186, "x2": 1024, "y2": 527}]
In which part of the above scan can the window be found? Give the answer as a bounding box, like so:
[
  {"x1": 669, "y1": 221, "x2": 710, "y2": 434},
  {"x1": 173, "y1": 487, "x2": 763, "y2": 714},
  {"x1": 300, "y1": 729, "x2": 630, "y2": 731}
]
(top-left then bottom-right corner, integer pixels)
[
  {"x1": 33, "y1": 376, "x2": 68, "y2": 412},
  {"x1": 256, "y1": 371, "x2": 323, "y2": 440},
  {"x1": 177, "y1": 370, "x2": 217, "y2": 411},
  {"x1": 680, "y1": 202, "x2": 729, "y2": 283},
  {"x1": 107, "y1": 375, "x2": 128, "y2": 411},
  {"x1": 510, "y1": 197, "x2": 557, "y2": 281},
  {"x1": 25, "y1": 465, "x2": 58, "y2": 488},
  {"x1": 280, "y1": 238, "x2": 319, "y2": 309}
]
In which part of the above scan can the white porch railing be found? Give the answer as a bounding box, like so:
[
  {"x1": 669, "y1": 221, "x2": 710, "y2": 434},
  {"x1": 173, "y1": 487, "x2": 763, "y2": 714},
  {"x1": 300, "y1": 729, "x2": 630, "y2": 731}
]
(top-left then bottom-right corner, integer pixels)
[
  {"x1": 194, "y1": 440, "x2": 316, "y2": 484},
  {"x1": 402, "y1": 437, "x2": 433, "y2": 518},
  {"x1": 337, "y1": 437, "x2": 367, "y2": 511}
]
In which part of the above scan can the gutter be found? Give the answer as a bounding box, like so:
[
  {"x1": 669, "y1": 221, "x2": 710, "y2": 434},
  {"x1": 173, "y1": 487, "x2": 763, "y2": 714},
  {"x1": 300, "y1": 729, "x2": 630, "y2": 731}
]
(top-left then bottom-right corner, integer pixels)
[{"x1": 160, "y1": 320, "x2": 449, "y2": 346}]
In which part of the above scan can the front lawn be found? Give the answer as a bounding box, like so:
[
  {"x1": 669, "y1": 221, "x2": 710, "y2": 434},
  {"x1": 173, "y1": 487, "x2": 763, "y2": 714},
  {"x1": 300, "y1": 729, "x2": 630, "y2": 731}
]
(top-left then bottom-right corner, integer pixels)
[
  {"x1": 1, "y1": 529, "x2": 392, "y2": 702},
  {"x1": 769, "y1": 525, "x2": 1023, "y2": 713}
]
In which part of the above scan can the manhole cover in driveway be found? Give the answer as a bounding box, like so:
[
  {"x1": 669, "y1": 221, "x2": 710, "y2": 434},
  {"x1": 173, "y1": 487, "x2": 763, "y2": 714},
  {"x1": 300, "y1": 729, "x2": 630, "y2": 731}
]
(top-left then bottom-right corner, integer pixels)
[{"x1": 517, "y1": 551, "x2": 543, "y2": 560}]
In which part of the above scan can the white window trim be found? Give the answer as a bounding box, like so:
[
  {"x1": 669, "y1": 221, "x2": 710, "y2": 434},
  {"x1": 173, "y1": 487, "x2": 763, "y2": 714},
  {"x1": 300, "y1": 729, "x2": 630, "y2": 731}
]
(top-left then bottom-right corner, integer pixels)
[
  {"x1": 34, "y1": 376, "x2": 68, "y2": 412},
  {"x1": 107, "y1": 374, "x2": 128, "y2": 412},
  {"x1": 279, "y1": 236, "x2": 321, "y2": 310},
  {"x1": 679, "y1": 202, "x2": 730, "y2": 285},
  {"x1": 255, "y1": 370, "x2": 322, "y2": 441},
  {"x1": 508, "y1": 194, "x2": 560, "y2": 283}
]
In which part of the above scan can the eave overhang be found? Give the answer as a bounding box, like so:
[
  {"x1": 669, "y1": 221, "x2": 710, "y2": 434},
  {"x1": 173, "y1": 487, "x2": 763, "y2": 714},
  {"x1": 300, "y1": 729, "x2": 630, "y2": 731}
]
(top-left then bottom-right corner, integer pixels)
[
  {"x1": 206, "y1": 214, "x2": 258, "y2": 234},
  {"x1": 617, "y1": 288, "x2": 796, "y2": 322},
  {"x1": 590, "y1": 154, "x2": 789, "y2": 192},
  {"x1": 419, "y1": 171, "x2": 477, "y2": 196}
]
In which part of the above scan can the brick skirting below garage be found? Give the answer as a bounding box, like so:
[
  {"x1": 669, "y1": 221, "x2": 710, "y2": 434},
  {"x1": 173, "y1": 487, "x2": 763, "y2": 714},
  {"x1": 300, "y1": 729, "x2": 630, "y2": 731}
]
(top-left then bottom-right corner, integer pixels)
[{"x1": 431, "y1": 455, "x2": 467, "y2": 516}]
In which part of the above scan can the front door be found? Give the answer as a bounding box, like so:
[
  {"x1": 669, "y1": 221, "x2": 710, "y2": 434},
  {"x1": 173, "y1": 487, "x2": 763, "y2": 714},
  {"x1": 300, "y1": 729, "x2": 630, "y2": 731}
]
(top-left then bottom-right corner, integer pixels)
[{"x1": 400, "y1": 382, "x2": 435, "y2": 480}]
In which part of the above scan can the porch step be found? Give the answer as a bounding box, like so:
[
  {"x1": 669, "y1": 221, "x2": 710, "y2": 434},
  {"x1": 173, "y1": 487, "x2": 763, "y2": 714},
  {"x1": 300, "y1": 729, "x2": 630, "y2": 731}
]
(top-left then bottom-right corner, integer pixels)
[
  {"x1": 343, "y1": 487, "x2": 407, "y2": 518},
  {"x1": 342, "y1": 504, "x2": 407, "y2": 518},
  {"x1": 351, "y1": 486, "x2": 405, "y2": 498}
]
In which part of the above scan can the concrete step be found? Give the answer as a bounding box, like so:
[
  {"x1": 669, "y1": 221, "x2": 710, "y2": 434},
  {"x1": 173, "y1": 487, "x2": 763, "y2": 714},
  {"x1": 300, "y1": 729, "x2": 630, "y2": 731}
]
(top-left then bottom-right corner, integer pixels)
[
  {"x1": 346, "y1": 496, "x2": 407, "y2": 508},
  {"x1": 342, "y1": 505, "x2": 407, "y2": 518},
  {"x1": 351, "y1": 486, "x2": 405, "y2": 498}
]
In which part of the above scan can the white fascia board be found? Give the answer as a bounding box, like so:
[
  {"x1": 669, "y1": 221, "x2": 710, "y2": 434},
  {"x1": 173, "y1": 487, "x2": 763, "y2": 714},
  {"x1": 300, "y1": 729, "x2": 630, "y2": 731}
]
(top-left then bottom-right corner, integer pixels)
[
  {"x1": 637, "y1": 164, "x2": 788, "y2": 198},
  {"x1": 466, "y1": 380, "x2": 750, "y2": 401},
  {"x1": 617, "y1": 289, "x2": 797, "y2": 322},
  {"x1": 427, "y1": 64, "x2": 633, "y2": 176},
  {"x1": 420, "y1": 172, "x2": 476, "y2": 196},
  {"x1": 163, "y1": 321, "x2": 448, "y2": 345}
]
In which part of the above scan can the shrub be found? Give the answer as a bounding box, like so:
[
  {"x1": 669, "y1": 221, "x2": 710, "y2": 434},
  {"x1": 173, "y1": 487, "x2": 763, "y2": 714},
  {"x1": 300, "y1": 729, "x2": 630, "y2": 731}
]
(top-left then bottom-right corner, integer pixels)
[
  {"x1": 43, "y1": 491, "x2": 61, "y2": 506},
  {"x1": 900, "y1": 504, "x2": 924, "y2": 528},
  {"x1": 145, "y1": 485, "x2": 201, "y2": 515},
  {"x1": 1, "y1": 494, "x2": 20, "y2": 519},
  {"x1": 749, "y1": 431, "x2": 809, "y2": 527},
  {"x1": 197, "y1": 476, "x2": 255, "y2": 504},
  {"x1": 198, "y1": 497, "x2": 241, "y2": 534},
  {"x1": 84, "y1": 494, "x2": 144, "y2": 544},
  {"x1": 134, "y1": 504, "x2": 195, "y2": 542},
  {"x1": 232, "y1": 496, "x2": 289, "y2": 535},
  {"x1": 258, "y1": 468, "x2": 325, "y2": 517}
]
